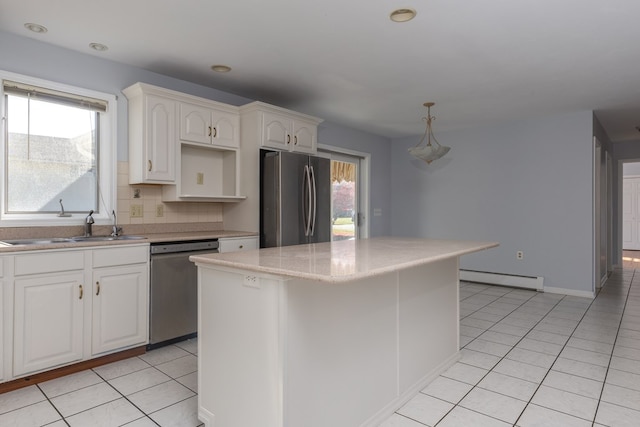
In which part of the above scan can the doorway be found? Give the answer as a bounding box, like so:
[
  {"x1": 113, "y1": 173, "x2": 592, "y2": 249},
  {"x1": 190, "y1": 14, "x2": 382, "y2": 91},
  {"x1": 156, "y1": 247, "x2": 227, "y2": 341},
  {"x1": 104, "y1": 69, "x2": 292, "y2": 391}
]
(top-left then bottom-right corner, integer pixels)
[
  {"x1": 622, "y1": 163, "x2": 640, "y2": 250},
  {"x1": 319, "y1": 146, "x2": 370, "y2": 240},
  {"x1": 331, "y1": 158, "x2": 358, "y2": 240}
]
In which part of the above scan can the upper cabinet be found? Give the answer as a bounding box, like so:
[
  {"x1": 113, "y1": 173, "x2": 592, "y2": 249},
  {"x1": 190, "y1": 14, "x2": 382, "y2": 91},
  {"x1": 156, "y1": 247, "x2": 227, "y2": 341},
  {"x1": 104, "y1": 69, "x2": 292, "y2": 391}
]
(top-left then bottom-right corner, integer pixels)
[
  {"x1": 241, "y1": 102, "x2": 322, "y2": 155},
  {"x1": 180, "y1": 102, "x2": 239, "y2": 149},
  {"x1": 124, "y1": 83, "x2": 244, "y2": 201},
  {"x1": 123, "y1": 83, "x2": 177, "y2": 184}
]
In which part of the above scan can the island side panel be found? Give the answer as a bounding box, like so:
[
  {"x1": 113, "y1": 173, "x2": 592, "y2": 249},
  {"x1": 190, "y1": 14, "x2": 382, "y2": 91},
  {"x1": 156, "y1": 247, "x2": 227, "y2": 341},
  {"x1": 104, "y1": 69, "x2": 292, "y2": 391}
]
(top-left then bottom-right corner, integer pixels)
[
  {"x1": 397, "y1": 257, "x2": 460, "y2": 394},
  {"x1": 284, "y1": 273, "x2": 398, "y2": 427},
  {"x1": 197, "y1": 267, "x2": 284, "y2": 427}
]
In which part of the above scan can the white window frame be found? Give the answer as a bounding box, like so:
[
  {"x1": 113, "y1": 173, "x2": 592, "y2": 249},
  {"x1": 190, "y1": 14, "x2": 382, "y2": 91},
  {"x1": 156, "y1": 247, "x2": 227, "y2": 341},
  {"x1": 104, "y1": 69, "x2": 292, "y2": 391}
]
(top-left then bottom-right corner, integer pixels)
[{"x1": 0, "y1": 71, "x2": 116, "y2": 226}]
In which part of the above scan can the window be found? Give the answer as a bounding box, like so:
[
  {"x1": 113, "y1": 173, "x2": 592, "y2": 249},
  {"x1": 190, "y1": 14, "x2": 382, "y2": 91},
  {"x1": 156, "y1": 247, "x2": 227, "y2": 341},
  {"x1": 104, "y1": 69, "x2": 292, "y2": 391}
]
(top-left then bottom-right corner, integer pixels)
[{"x1": 1, "y1": 72, "x2": 116, "y2": 226}]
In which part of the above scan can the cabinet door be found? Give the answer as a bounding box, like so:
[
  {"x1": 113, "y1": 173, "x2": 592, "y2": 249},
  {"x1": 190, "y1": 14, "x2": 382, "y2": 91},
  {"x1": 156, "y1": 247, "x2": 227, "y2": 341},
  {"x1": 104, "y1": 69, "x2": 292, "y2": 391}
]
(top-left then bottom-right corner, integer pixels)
[
  {"x1": 180, "y1": 102, "x2": 212, "y2": 145},
  {"x1": 145, "y1": 95, "x2": 176, "y2": 182},
  {"x1": 262, "y1": 112, "x2": 292, "y2": 150},
  {"x1": 92, "y1": 264, "x2": 148, "y2": 355},
  {"x1": 211, "y1": 110, "x2": 240, "y2": 148},
  {"x1": 13, "y1": 273, "x2": 85, "y2": 377},
  {"x1": 292, "y1": 120, "x2": 317, "y2": 154}
]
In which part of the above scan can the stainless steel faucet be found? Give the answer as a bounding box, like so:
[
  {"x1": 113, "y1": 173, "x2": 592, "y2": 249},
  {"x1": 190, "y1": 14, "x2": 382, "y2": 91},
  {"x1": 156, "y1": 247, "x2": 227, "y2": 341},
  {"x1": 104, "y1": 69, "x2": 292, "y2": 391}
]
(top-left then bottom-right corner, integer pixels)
[
  {"x1": 84, "y1": 210, "x2": 94, "y2": 237},
  {"x1": 111, "y1": 210, "x2": 122, "y2": 237}
]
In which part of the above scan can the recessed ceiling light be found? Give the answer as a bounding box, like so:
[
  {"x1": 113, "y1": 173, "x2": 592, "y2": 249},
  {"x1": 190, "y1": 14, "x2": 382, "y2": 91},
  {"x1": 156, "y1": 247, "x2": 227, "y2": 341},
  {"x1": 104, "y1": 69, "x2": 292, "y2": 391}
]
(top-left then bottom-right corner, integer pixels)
[
  {"x1": 24, "y1": 23, "x2": 48, "y2": 33},
  {"x1": 89, "y1": 42, "x2": 108, "y2": 52},
  {"x1": 211, "y1": 65, "x2": 232, "y2": 73},
  {"x1": 390, "y1": 8, "x2": 417, "y2": 23}
]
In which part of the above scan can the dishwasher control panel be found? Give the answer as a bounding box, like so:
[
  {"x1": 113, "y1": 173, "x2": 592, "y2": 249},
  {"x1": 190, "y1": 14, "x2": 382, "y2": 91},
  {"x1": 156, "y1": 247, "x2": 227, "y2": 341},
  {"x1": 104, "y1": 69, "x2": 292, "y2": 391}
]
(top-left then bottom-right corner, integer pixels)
[{"x1": 150, "y1": 239, "x2": 219, "y2": 254}]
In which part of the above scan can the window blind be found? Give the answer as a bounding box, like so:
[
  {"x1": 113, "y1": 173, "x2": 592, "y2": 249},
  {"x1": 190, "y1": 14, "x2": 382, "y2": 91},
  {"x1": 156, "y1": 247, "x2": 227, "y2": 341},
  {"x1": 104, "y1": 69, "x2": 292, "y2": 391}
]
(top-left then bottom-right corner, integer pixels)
[{"x1": 3, "y1": 80, "x2": 108, "y2": 112}]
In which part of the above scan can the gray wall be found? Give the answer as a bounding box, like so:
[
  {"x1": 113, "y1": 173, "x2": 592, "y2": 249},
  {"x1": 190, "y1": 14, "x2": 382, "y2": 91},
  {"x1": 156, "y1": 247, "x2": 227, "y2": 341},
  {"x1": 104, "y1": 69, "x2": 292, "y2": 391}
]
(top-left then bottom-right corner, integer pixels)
[
  {"x1": 0, "y1": 31, "x2": 392, "y2": 236},
  {"x1": 390, "y1": 111, "x2": 595, "y2": 292},
  {"x1": 0, "y1": 31, "x2": 253, "y2": 163}
]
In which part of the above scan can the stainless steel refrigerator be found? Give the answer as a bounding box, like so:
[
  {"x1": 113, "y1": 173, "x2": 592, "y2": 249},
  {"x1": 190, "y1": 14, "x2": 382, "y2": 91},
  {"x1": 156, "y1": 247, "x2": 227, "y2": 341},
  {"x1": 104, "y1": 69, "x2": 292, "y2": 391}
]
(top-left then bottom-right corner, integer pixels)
[{"x1": 261, "y1": 150, "x2": 331, "y2": 248}]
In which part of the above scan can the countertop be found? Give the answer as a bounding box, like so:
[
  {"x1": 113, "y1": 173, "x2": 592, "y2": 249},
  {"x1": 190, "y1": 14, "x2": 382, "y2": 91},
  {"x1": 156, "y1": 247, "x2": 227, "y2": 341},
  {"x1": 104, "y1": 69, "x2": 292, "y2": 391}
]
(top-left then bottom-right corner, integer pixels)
[
  {"x1": 190, "y1": 237, "x2": 498, "y2": 283},
  {"x1": 0, "y1": 230, "x2": 257, "y2": 253}
]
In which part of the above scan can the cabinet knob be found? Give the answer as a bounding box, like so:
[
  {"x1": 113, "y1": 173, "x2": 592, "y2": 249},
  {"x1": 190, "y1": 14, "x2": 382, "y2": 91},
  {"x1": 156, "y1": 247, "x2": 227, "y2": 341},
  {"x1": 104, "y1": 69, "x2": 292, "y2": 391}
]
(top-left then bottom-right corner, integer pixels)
[
  {"x1": 96, "y1": 281, "x2": 100, "y2": 296},
  {"x1": 239, "y1": 245, "x2": 244, "y2": 249},
  {"x1": 287, "y1": 134, "x2": 291, "y2": 144},
  {"x1": 294, "y1": 136, "x2": 298, "y2": 145},
  {"x1": 208, "y1": 126, "x2": 212, "y2": 137},
  {"x1": 148, "y1": 160, "x2": 152, "y2": 171},
  {"x1": 79, "y1": 284, "x2": 84, "y2": 300},
  {"x1": 212, "y1": 127, "x2": 217, "y2": 138}
]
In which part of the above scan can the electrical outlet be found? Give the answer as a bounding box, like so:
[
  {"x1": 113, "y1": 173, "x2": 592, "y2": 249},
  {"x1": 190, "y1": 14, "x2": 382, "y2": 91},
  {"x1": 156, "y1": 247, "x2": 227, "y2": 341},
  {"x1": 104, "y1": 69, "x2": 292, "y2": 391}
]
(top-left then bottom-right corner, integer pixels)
[
  {"x1": 516, "y1": 251, "x2": 524, "y2": 260},
  {"x1": 156, "y1": 204, "x2": 164, "y2": 217},
  {"x1": 196, "y1": 172, "x2": 204, "y2": 185},
  {"x1": 243, "y1": 275, "x2": 260, "y2": 289},
  {"x1": 130, "y1": 204, "x2": 143, "y2": 218}
]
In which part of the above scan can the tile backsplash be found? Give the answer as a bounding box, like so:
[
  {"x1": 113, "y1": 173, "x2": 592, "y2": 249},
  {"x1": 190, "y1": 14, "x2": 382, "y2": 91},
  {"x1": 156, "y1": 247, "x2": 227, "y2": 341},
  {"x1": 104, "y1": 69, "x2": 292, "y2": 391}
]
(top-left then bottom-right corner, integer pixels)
[{"x1": 117, "y1": 161, "x2": 223, "y2": 225}]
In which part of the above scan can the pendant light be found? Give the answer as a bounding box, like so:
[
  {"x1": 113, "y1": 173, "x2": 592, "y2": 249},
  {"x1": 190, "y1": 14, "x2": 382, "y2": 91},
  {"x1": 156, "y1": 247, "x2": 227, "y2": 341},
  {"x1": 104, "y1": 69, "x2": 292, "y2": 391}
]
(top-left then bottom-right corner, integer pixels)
[{"x1": 408, "y1": 102, "x2": 451, "y2": 164}]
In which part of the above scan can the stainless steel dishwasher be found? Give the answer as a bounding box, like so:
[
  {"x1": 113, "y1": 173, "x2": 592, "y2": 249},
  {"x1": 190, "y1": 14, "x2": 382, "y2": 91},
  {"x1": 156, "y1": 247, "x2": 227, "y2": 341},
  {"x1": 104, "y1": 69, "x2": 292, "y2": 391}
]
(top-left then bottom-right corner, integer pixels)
[{"x1": 149, "y1": 239, "x2": 219, "y2": 349}]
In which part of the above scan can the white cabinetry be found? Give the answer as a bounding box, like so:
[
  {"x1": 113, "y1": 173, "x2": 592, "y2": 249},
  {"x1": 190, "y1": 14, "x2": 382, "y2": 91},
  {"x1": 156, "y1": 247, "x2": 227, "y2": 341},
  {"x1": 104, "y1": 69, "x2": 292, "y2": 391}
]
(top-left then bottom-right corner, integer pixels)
[
  {"x1": 3, "y1": 243, "x2": 150, "y2": 383},
  {"x1": 180, "y1": 102, "x2": 239, "y2": 148},
  {"x1": 224, "y1": 102, "x2": 322, "y2": 233},
  {"x1": 91, "y1": 246, "x2": 148, "y2": 356},
  {"x1": 218, "y1": 236, "x2": 259, "y2": 253},
  {"x1": 124, "y1": 82, "x2": 244, "y2": 202},
  {"x1": 242, "y1": 102, "x2": 321, "y2": 155},
  {"x1": 124, "y1": 83, "x2": 177, "y2": 184},
  {"x1": 13, "y1": 250, "x2": 85, "y2": 377},
  {"x1": 161, "y1": 143, "x2": 244, "y2": 202}
]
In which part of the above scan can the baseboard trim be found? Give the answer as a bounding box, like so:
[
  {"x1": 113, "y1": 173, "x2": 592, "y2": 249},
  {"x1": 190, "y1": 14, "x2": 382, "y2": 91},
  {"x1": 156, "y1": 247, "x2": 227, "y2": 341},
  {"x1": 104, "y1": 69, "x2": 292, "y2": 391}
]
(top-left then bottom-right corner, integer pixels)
[
  {"x1": 0, "y1": 345, "x2": 146, "y2": 395},
  {"x1": 543, "y1": 286, "x2": 595, "y2": 299}
]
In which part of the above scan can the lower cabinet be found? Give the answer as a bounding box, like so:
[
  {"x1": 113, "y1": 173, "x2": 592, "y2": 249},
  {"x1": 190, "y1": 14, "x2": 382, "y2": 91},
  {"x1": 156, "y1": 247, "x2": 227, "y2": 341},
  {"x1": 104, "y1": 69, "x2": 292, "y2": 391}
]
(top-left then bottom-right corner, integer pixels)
[
  {"x1": 5, "y1": 244, "x2": 150, "y2": 382},
  {"x1": 13, "y1": 272, "x2": 85, "y2": 377},
  {"x1": 92, "y1": 264, "x2": 148, "y2": 355}
]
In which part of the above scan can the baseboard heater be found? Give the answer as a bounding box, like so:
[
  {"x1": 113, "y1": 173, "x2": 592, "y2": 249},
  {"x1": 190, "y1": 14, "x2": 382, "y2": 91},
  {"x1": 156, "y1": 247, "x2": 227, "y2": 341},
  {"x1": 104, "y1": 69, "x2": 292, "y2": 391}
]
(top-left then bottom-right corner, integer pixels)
[{"x1": 459, "y1": 270, "x2": 544, "y2": 291}]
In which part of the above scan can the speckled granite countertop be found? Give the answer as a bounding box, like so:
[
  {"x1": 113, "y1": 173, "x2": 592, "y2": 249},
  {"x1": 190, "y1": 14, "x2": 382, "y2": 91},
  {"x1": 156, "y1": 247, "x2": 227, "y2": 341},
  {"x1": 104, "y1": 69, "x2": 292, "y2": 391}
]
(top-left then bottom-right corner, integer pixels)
[
  {"x1": 0, "y1": 229, "x2": 257, "y2": 253},
  {"x1": 190, "y1": 237, "x2": 498, "y2": 283},
  {"x1": 143, "y1": 230, "x2": 257, "y2": 243}
]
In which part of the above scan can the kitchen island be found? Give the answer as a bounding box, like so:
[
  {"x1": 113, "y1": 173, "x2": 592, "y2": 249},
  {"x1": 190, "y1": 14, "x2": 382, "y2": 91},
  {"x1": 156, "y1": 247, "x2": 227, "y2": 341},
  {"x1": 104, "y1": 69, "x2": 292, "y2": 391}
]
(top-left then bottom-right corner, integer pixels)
[{"x1": 191, "y1": 237, "x2": 498, "y2": 427}]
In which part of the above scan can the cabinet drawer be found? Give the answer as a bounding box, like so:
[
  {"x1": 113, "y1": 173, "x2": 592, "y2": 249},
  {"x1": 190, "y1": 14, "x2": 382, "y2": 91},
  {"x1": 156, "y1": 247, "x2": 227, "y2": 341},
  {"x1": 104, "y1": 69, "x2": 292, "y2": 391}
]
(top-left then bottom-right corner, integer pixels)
[
  {"x1": 218, "y1": 237, "x2": 258, "y2": 253},
  {"x1": 93, "y1": 245, "x2": 149, "y2": 268},
  {"x1": 15, "y1": 251, "x2": 84, "y2": 276}
]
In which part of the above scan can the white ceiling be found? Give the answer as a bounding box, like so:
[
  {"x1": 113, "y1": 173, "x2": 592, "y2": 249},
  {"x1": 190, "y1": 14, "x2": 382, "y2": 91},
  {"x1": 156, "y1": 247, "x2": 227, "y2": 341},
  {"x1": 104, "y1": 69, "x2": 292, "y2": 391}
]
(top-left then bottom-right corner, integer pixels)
[{"x1": 2, "y1": 0, "x2": 640, "y2": 141}]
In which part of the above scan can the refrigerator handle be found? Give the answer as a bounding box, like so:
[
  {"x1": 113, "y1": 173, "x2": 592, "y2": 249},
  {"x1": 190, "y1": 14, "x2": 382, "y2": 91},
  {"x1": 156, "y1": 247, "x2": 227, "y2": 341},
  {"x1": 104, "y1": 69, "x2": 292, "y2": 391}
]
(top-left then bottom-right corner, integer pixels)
[
  {"x1": 310, "y1": 165, "x2": 317, "y2": 236},
  {"x1": 303, "y1": 165, "x2": 312, "y2": 237}
]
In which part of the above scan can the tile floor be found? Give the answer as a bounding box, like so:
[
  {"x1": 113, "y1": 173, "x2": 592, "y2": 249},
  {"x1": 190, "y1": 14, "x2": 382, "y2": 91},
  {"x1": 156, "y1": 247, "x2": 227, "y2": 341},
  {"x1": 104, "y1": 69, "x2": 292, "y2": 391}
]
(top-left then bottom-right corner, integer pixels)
[
  {"x1": 382, "y1": 268, "x2": 640, "y2": 427},
  {"x1": 0, "y1": 339, "x2": 200, "y2": 427},
  {"x1": 1, "y1": 268, "x2": 639, "y2": 426}
]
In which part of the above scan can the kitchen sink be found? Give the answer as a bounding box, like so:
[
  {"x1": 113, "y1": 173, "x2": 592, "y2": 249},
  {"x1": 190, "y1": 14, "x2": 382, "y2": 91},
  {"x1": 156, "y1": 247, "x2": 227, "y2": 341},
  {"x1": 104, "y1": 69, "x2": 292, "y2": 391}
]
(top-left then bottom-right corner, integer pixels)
[
  {"x1": 1, "y1": 235, "x2": 147, "y2": 246},
  {"x1": 1, "y1": 237, "x2": 76, "y2": 245},
  {"x1": 71, "y1": 235, "x2": 147, "y2": 242}
]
